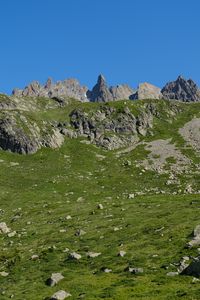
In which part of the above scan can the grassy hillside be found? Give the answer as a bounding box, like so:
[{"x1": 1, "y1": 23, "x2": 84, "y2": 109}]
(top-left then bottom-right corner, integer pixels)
[{"x1": 0, "y1": 98, "x2": 200, "y2": 299}]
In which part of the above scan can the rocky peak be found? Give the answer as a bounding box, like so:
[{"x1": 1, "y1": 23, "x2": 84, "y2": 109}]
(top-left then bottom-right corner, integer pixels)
[
  {"x1": 97, "y1": 74, "x2": 106, "y2": 86},
  {"x1": 87, "y1": 74, "x2": 113, "y2": 102},
  {"x1": 45, "y1": 77, "x2": 53, "y2": 89},
  {"x1": 88, "y1": 74, "x2": 134, "y2": 102},
  {"x1": 161, "y1": 76, "x2": 200, "y2": 102},
  {"x1": 131, "y1": 82, "x2": 162, "y2": 100}
]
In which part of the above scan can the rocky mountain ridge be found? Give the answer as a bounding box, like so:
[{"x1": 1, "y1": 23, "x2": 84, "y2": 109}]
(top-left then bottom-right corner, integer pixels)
[{"x1": 12, "y1": 75, "x2": 200, "y2": 103}]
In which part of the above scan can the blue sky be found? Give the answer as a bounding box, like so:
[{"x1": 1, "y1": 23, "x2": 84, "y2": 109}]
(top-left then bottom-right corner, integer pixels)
[{"x1": 0, "y1": 0, "x2": 200, "y2": 94}]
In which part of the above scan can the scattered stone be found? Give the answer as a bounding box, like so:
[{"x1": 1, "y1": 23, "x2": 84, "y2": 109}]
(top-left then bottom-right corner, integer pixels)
[
  {"x1": 7, "y1": 231, "x2": 16, "y2": 238},
  {"x1": 126, "y1": 267, "x2": 144, "y2": 274},
  {"x1": 87, "y1": 252, "x2": 101, "y2": 258},
  {"x1": 128, "y1": 194, "x2": 135, "y2": 199},
  {"x1": 59, "y1": 229, "x2": 67, "y2": 233},
  {"x1": 97, "y1": 204, "x2": 103, "y2": 210},
  {"x1": 75, "y1": 229, "x2": 86, "y2": 236},
  {"x1": 103, "y1": 268, "x2": 112, "y2": 273},
  {"x1": 46, "y1": 273, "x2": 64, "y2": 287},
  {"x1": 0, "y1": 271, "x2": 9, "y2": 277},
  {"x1": 63, "y1": 248, "x2": 69, "y2": 253},
  {"x1": 118, "y1": 251, "x2": 126, "y2": 257},
  {"x1": 50, "y1": 290, "x2": 71, "y2": 300},
  {"x1": 192, "y1": 277, "x2": 200, "y2": 283},
  {"x1": 10, "y1": 162, "x2": 19, "y2": 167},
  {"x1": 167, "y1": 272, "x2": 179, "y2": 277},
  {"x1": 31, "y1": 254, "x2": 39, "y2": 260},
  {"x1": 187, "y1": 225, "x2": 200, "y2": 248},
  {"x1": 66, "y1": 215, "x2": 72, "y2": 220},
  {"x1": 114, "y1": 227, "x2": 120, "y2": 232},
  {"x1": 0, "y1": 222, "x2": 11, "y2": 234},
  {"x1": 69, "y1": 252, "x2": 81, "y2": 260}
]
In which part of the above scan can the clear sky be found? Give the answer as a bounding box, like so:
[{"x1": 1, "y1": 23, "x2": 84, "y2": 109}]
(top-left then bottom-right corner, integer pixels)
[{"x1": 1, "y1": 0, "x2": 200, "y2": 94}]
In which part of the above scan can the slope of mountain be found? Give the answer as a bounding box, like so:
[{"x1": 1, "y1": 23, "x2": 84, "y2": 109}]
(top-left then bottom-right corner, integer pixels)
[{"x1": 0, "y1": 80, "x2": 200, "y2": 299}]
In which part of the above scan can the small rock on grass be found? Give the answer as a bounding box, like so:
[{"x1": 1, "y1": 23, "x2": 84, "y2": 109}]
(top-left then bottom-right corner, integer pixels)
[
  {"x1": 0, "y1": 271, "x2": 9, "y2": 277},
  {"x1": 31, "y1": 254, "x2": 39, "y2": 260},
  {"x1": 126, "y1": 267, "x2": 143, "y2": 274},
  {"x1": 103, "y1": 268, "x2": 112, "y2": 273},
  {"x1": 50, "y1": 290, "x2": 71, "y2": 300},
  {"x1": 0, "y1": 222, "x2": 11, "y2": 234},
  {"x1": 167, "y1": 272, "x2": 179, "y2": 277},
  {"x1": 87, "y1": 252, "x2": 101, "y2": 258},
  {"x1": 8, "y1": 231, "x2": 16, "y2": 238},
  {"x1": 75, "y1": 229, "x2": 86, "y2": 236},
  {"x1": 46, "y1": 273, "x2": 64, "y2": 287},
  {"x1": 118, "y1": 251, "x2": 126, "y2": 257},
  {"x1": 69, "y1": 252, "x2": 81, "y2": 260},
  {"x1": 97, "y1": 204, "x2": 103, "y2": 210}
]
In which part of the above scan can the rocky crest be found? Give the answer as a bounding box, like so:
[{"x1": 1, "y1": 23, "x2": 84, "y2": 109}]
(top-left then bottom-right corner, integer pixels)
[
  {"x1": 161, "y1": 76, "x2": 200, "y2": 102},
  {"x1": 13, "y1": 78, "x2": 89, "y2": 102},
  {"x1": 12, "y1": 74, "x2": 200, "y2": 103}
]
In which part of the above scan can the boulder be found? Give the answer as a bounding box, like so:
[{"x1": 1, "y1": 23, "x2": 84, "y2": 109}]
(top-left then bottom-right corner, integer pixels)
[
  {"x1": 181, "y1": 257, "x2": 200, "y2": 277},
  {"x1": 69, "y1": 252, "x2": 81, "y2": 260},
  {"x1": 50, "y1": 290, "x2": 71, "y2": 300},
  {"x1": 161, "y1": 76, "x2": 200, "y2": 102},
  {"x1": 87, "y1": 252, "x2": 101, "y2": 258},
  {"x1": 46, "y1": 273, "x2": 64, "y2": 287},
  {"x1": 0, "y1": 222, "x2": 11, "y2": 234},
  {"x1": 188, "y1": 225, "x2": 200, "y2": 248}
]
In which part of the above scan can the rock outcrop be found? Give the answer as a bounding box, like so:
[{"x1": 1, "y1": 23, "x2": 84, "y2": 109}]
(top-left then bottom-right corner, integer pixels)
[
  {"x1": 0, "y1": 114, "x2": 64, "y2": 154},
  {"x1": 87, "y1": 74, "x2": 134, "y2": 102},
  {"x1": 68, "y1": 104, "x2": 153, "y2": 150},
  {"x1": 13, "y1": 78, "x2": 88, "y2": 102},
  {"x1": 161, "y1": 76, "x2": 200, "y2": 102},
  {"x1": 181, "y1": 257, "x2": 200, "y2": 277},
  {"x1": 131, "y1": 82, "x2": 162, "y2": 100}
]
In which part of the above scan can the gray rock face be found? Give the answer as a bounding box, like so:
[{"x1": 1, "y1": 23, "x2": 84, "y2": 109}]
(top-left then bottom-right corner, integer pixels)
[
  {"x1": 87, "y1": 74, "x2": 134, "y2": 102},
  {"x1": 181, "y1": 257, "x2": 200, "y2": 277},
  {"x1": 161, "y1": 76, "x2": 200, "y2": 102},
  {"x1": 69, "y1": 105, "x2": 153, "y2": 150},
  {"x1": 0, "y1": 116, "x2": 64, "y2": 154},
  {"x1": 0, "y1": 117, "x2": 39, "y2": 154},
  {"x1": 69, "y1": 104, "x2": 154, "y2": 150},
  {"x1": 12, "y1": 78, "x2": 88, "y2": 102},
  {"x1": 131, "y1": 82, "x2": 162, "y2": 100}
]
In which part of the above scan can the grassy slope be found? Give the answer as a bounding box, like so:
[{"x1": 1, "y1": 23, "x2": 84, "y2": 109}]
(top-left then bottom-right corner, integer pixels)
[{"x1": 0, "y1": 99, "x2": 200, "y2": 299}]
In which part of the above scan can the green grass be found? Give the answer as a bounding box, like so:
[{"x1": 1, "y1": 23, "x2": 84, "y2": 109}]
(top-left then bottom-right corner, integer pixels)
[{"x1": 0, "y1": 99, "x2": 200, "y2": 299}]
